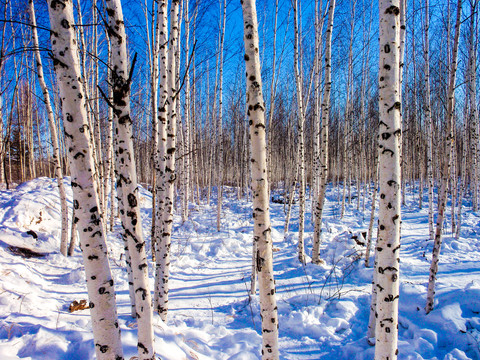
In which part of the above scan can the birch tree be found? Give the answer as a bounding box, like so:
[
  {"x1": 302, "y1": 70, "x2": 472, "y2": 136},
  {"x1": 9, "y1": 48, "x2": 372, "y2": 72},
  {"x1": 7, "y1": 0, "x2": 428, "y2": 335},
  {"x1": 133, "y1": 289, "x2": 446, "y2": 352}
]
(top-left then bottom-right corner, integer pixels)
[
  {"x1": 425, "y1": 0, "x2": 462, "y2": 315},
  {"x1": 104, "y1": 0, "x2": 155, "y2": 357},
  {"x1": 424, "y1": 0, "x2": 434, "y2": 241},
  {"x1": 242, "y1": 0, "x2": 279, "y2": 357},
  {"x1": 29, "y1": 0, "x2": 69, "y2": 257},
  {"x1": 468, "y1": 0, "x2": 479, "y2": 212},
  {"x1": 293, "y1": 0, "x2": 306, "y2": 264},
  {"x1": 312, "y1": 0, "x2": 335, "y2": 265},
  {"x1": 375, "y1": 0, "x2": 402, "y2": 358},
  {"x1": 182, "y1": 0, "x2": 191, "y2": 223},
  {"x1": 155, "y1": 0, "x2": 180, "y2": 321},
  {"x1": 216, "y1": 0, "x2": 226, "y2": 231},
  {"x1": 47, "y1": 1, "x2": 123, "y2": 358},
  {"x1": 153, "y1": 0, "x2": 169, "y2": 286}
]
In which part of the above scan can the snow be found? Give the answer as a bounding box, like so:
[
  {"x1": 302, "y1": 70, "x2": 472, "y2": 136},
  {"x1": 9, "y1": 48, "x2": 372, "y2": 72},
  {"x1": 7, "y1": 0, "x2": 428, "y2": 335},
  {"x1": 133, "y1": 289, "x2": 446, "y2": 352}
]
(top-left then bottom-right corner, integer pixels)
[{"x1": 0, "y1": 177, "x2": 479, "y2": 359}]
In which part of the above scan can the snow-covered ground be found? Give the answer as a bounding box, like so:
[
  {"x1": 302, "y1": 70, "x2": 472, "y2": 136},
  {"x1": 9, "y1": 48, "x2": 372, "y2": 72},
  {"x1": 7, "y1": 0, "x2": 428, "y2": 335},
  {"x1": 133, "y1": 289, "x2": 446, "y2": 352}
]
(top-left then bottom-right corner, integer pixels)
[{"x1": 0, "y1": 178, "x2": 479, "y2": 359}]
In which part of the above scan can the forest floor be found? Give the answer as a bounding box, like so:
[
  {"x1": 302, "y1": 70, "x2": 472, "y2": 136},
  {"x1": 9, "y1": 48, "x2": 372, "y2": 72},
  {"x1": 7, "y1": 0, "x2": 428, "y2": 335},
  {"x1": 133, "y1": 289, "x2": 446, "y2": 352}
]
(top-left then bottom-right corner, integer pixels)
[{"x1": 0, "y1": 177, "x2": 479, "y2": 359}]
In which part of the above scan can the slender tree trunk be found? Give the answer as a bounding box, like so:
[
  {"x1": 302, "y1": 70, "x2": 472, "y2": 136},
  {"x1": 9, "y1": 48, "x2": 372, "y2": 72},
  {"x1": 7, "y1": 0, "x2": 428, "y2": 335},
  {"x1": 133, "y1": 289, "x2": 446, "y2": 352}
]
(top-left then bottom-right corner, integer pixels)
[
  {"x1": 456, "y1": 121, "x2": 467, "y2": 240},
  {"x1": 424, "y1": 0, "x2": 434, "y2": 241},
  {"x1": 150, "y1": 0, "x2": 161, "y2": 253},
  {"x1": 153, "y1": 0, "x2": 169, "y2": 311},
  {"x1": 242, "y1": 1, "x2": 279, "y2": 357},
  {"x1": 105, "y1": 0, "x2": 155, "y2": 357},
  {"x1": 47, "y1": 1, "x2": 123, "y2": 358},
  {"x1": 182, "y1": 0, "x2": 191, "y2": 223},
  {"x1": 468, "y1": 1, "x2": 479, "y2": 212},
  {"x1": 216, "y1": 0, "x2": 226, "y2": 231},
  {"x1": 267, "y1": 0, "x2": 280, "y2": 198},
  {"x1": 67, "y1": 207, "x2": 77, "y2": 256},
  {"x1": 30, "y1": 0, "x2": 69, "y2": 256},
  {"x1": 367, "y1": 237, "x2": 379, "y2": 344},
  {"x1": 374, "y1": 0, "x2": 403, "y2": 358},
  {"x1": 293, "y1": 0, "x2": 306, "y2": 264},
  {"x1": 365, "y1": 154, "x2": 379, "y2": 268},
  {"x1": 312, "y1": 0, "x2": 335, "y2": 264},
  {"x1": 155, "y1": 0, "x2": 180, "y2": 322},
  {"x1": 425, "y1": 0, "x2": 462, "y2": 315}
]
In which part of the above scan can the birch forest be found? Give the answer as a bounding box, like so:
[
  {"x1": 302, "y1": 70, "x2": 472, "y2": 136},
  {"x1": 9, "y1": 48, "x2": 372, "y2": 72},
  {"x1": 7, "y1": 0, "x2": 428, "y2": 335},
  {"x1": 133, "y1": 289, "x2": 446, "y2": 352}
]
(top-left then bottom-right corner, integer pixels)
[{"x1": 0, "y1": 0, "x2": 479, "y2": 359}]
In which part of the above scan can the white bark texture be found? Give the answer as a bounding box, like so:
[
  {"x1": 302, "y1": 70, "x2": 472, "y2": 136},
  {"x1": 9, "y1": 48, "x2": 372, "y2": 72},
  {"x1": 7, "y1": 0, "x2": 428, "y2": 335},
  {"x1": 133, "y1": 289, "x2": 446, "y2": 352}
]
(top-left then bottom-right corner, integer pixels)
[
  {"x1": 153, "y1": 0, "x2": 169, "y2": 315},
  {"x1": 365, "y1": 156, "x2": 379, "y2": 268},
  {"x1": 241, "y1": 0, "x2": 280, "y2": 358},
  {"x1": 182, "y1": 0, "x2": 191, "y2": 223},
  {"x1": 216, "y1": 0, "x2": 226, "y2": 232},
  {"x1": 424, "y1": 0, "x2": 434, "y2": 241},
  {"x1": 375, "y1": 0, "x2": 402, "y2": 358},
  {"x1": 47, "y1": 1, "x2": 123, "y2": 358},
  {"x1": 30, "y1": 0, "x2": 69, "y2": 257},
  {"x1": 104, "y1": 0, "x2": 155, "y2": 357},
  {"x1": 155, "y1": 0, "x2": 180, "y2": 322},
  {"x1": 293, "y1": 0, "x2": 306, "y2": 264},
  {"x1": 468, "y1": 2, "x2": 479, "y2": 212},
  {"x1": 312, "y1": 0, "x2": 335, "y2": 264},
  {"x1": 425, "y1": 0, "x2": 462, "y2": 315}
]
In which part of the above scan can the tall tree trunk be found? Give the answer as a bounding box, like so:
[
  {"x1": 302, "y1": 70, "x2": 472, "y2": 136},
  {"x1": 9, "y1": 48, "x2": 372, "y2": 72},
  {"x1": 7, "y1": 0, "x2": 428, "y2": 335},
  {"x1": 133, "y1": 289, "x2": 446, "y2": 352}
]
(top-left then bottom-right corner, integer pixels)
[
  {"x1": 182, "y1": 0, "x2": 191, "y2": 223},
  {"x1": 468, "y1": 1, "x2": 479, "y2": 212},
  {"x1": 47, "y1": 1, "x2": 123, "y2": 358},
  {"x1": 30, "y1": 0, "x2": 69, "y2": 256},
  {"x1": 424, "y1": 0, "x2": 434, "y2": 241},
  {"x1": 312, "y1": 0, "x2": 335, "y2": 264},
  {"x1": 216, "y1": 0, "x2": 226, "y2": 232},
  {"x1": 293, "y1": 0, "x2": 306, "y2": 264},
  {"x1": 155, "y1": 0, "x2": 180, "y2": 322},
  {"x1": 375, "y1": 0, "x2": 403, "y2": 358},
  {"x1": 365, "y1": 154, "x2": 379, "y2": 268},
  {"x1": 153, "y1": 0, "x2": 169, "y2": 307},
  {"x1": 105, "y1": 0, "x2": 155, "y2": 357},
  {"x1": 425, "y1": 0, "x2": 462, "y2": 315},
  {"x1": 242, "y1": 0, "x2": 280, "y2": 357}
]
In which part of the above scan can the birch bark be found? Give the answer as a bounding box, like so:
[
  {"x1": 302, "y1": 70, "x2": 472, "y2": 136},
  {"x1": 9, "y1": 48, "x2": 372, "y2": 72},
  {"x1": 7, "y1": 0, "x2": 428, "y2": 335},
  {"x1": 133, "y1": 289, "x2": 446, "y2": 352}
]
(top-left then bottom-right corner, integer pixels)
[
  {"x1": 375, "y1": 0, "x2": 402, "y2": 358},
  {"x1": 293, "y1": 0, "x2": 306, "y2": 264},
  {"x1": 216, "y1": 0, "x2": 226, "y2": 231},
  {"x1": 155, "y1": 0, "x2": 180, "y2": 321},
  {"x1": 30, "y1": 0, "x2": 69, "y2": 257},
  {"x1": 312, "y1": 0, "x2": 335, "y2": 264},
  {"x1": 242, "y1": 1, "x2": 279, "y2": 357},
  {"x1": 47, "y1": 1, "x2": 123, "y2": 358},
  {"x1": 424, "y1": 0, "x2": 434, "y2": 241},
  {"x1": 104, "y1": 0, "x2": 155, "y2": 356},
  {"x1": 425, "y1": 0, "x2": 462, "y2": 315}
]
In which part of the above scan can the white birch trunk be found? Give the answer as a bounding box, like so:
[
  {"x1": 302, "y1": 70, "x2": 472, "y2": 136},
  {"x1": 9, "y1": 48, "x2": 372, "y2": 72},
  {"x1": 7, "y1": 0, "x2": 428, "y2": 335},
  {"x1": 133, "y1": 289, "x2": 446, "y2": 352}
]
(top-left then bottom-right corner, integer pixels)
[
  {"x1": 468, "y1": 2, "x2": 479, "y2": 212},
  {"x1": 365, "y1": 156, "x2": 379, "y2": 268},
  {"x1": 312, "y1": 0, "x2": 335, "y2": 264},
  {"x1": 424, "y1": 0, "x2": 434, "y2": 241},
  {"x1": 375, "y1": 0, "x2": 402, "y2": 358},
  {"x1": 153, "y1": 0, "x2": 169, "y2": 314},
  {"x1": 30, "y1": 0, "x2": 69, "y2": 256},
  {"x1": 47, "y1": 1, "x2": 123, "y2": 358},
  {"x1": 105, "y1": 0, "x2": 155, "y2": 356},
  {"x1": 216, "y1": 0, "x2": 226, "y2": 232},
  {"x1": 182, "y1": 0, "x2": 191, "y2": 223},
  {"x1": 367, "y1": 242, "x2": 378, "y2": 344},
  {"x1": 242, "y1": 1, "x2": 280, "y2": 357},
  {"x1": 293, "y1": 0, "x2": 306, "y2": 264},
  {"x1": 155, "y1": 0, "x2": 180, "y2": 321},
  {"x1": 425, "y1": 0, "x2": 462, "y2": 314}
]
